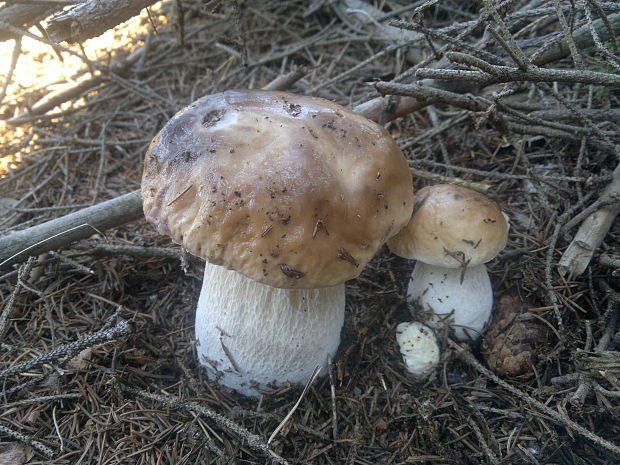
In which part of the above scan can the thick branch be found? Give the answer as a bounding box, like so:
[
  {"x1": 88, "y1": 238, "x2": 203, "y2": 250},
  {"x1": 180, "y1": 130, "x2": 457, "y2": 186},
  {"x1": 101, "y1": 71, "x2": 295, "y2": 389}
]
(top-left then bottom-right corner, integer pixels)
[
  {"x1": 558, "y1": 165, "x2": 620, "y2": 277},
  {"x1": 0, "y1": 190, "x2": 143, "y2": 269},
  {"x1": 45, "y1": 0, "x2": 158, "y2": 43},
  {"x1": 0, "y1": 3, "x2": 58, "y2": 42},
  {"x1": 529, "y1": 13, "x2": 620, "y2": 65}
]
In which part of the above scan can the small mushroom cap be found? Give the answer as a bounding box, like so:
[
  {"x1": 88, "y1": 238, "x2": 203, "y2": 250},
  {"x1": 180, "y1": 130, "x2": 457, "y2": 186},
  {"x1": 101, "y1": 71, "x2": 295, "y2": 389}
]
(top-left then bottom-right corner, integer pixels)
[
  {"x1": 142, "y1": 90, "x2": 413, "y2": 288},
  {"x1": 388, "y1": 184, "x2": 508, "y2": 267}
]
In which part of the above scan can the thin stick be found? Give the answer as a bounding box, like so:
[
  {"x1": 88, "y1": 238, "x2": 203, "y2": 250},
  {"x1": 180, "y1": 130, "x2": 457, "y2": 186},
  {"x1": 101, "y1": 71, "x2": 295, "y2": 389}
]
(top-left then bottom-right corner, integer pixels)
[
  {"x1": 268, "y1": 366, "x2": 321, "y2": 445},
  {"x1": 0, "y1": 257, "x2": 37, "y2": 340},
  {"x1": 0, "y1": 36, "x2": 21, "y2": 105},
  {"x1": 409, "y1": 168, "x2": 490, "y2": 194},
  {"x1": 328, "y1": 356, "x2": 338, "y2": 440}
]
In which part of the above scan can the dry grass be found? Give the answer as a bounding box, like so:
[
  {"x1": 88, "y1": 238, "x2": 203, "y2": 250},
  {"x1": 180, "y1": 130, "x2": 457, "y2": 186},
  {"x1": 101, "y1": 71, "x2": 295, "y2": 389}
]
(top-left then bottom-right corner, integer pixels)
[{"x1": 1, "y1": 1, "x2": 619, "y2": 464}]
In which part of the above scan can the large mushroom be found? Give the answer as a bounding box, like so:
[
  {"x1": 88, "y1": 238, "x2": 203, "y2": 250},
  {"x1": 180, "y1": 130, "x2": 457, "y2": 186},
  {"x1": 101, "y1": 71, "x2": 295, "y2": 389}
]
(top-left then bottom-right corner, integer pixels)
[
  {"x1": 388, "y1": 184, "x2": 508, "y2": 341},
  {"x1": 142, "y1": 90, "x2": 413, "y2": 396}
]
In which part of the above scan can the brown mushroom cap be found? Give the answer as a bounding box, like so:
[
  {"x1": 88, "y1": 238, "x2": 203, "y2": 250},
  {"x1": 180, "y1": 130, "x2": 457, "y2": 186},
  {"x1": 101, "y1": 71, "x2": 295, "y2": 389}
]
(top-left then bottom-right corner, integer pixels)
[
  {"x1": 142, "y1": 90, "x2": 413, "y2": 288},
  {"x1": 387, "y1": 184, "x2": 508, "y2": 267}
]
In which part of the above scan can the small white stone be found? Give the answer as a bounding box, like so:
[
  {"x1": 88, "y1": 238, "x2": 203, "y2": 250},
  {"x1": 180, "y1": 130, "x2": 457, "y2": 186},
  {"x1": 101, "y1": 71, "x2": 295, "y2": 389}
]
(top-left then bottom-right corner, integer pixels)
[{"x1": 395, "y1": 321, "x2": 440, "y2": 379}]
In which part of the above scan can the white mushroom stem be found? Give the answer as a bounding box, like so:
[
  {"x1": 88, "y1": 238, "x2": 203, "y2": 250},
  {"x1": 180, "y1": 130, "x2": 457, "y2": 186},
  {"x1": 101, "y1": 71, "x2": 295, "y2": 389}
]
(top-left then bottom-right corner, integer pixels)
[
  {"x1": 407, "y1": 262, "x2": 493, "y2": 341},
  {"x1": 195, "y1": 262, "x2": 345, "y2": 397}
]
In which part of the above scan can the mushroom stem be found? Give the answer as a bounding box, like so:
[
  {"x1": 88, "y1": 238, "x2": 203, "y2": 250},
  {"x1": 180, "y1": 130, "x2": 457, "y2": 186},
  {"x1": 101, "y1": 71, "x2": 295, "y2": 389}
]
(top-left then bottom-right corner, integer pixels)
[
  {"x1": 407, "y1": 262, "x2": 493, "y2": 341},
  {"x1": 195, "y1": 263, "x2": 345, "y2": 397}
]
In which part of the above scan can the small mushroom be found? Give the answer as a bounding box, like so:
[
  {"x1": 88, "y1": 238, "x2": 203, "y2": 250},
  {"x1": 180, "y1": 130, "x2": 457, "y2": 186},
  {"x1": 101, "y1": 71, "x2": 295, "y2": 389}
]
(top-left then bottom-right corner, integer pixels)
[
  {"x1": 388, "y1": 184, "x2": 509, "y2": 341},
  {"x1": 142, "y1": 90, "x2": 414, "y2": 395},
  {"x1": 396, "y1": 321, "x2": 440, "y2": 379}
]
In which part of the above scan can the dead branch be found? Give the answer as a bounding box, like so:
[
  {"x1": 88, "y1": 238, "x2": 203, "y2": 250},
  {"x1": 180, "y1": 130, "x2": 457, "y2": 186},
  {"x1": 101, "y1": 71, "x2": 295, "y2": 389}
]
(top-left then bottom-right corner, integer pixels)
[
  {"x1": 72, "y1": 242, "x2": 184, "y2": 260},
  {"x1": 0, "y1": 2, "x2": 58, "y2": 42},
  {"x1": 417, "y1": 62, "x2": 620, "y2": 87},
  {"x1": 528, "y1": 109, "x2": 620, "y2": 124},
  {"x1": 529, "y1": 12, "x2": 620, "y2": 65},
  {"x1": 0, "y1": 190, "x2": 143, "y2": 269},
  {"x1": 409, "y1": 168, "x2": 490, "y2": 194},
  {"x1": 0, "y1": 37, "x2": 21, "y2": 106},
  {"x1": 45, "y1": 0, "x2": 159, "y2": 44},
  {"x1": 0, "y1": 309, "x2": 129, "y2": 379},
  {"x1": 558, "y1": 165, "x2": 620, "y2": 277},
  {"x1": 374, "y1": 81, "x2": 488, "y2": 112},
  {"x1": 0, "y1": 257, "x2": 37, "y2": 339},
  {"x1": 0, "y1": 423, "x2": 54, "y2": 458}
]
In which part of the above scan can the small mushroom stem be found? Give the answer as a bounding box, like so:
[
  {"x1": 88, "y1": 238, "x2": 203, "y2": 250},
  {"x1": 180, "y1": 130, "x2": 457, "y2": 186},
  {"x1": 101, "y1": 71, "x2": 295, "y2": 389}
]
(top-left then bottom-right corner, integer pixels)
[
  {"x1": 407, "y1": 262, "x2": 493, "y2": 341},
  {"x1": 195, "y1": 263, "x2": 345, "y2": 397}
]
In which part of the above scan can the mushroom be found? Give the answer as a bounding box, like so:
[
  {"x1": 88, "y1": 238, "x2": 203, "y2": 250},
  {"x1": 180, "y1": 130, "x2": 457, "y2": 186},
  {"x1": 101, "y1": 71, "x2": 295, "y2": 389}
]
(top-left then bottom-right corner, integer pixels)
[
  {"x1": 142, "y1": 89, "x2": 413, "y2": 396},
  {"x1": 388, "y1": 184, "x2": 508, "y2": 341},
  {"x1": 395, "y1": 321, "x2": 440, "y2": 379}
]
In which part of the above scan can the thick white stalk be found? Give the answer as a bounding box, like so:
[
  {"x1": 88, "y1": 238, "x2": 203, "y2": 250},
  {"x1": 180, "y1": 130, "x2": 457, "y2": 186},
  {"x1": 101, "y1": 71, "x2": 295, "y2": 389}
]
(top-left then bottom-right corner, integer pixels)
[
  {"x1": 195, "y1": 263, "x2": 345, "y2": 397},
  {"x1": 407, "y1": 262, "x2": 493, "y2": 341}
]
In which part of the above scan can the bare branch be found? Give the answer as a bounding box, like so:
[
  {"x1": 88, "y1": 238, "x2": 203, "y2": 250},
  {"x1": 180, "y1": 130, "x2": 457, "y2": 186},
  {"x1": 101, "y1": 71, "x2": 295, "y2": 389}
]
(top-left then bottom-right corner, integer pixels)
[
  {"x1": 0, "y1": 309, "x2": 129, "y2": 379},
  {"x1": 558, "y1": 165, "x2": 620, "y2": 277},
  {"x1": 0, "y1": 191, "x2": 143, "y2": 269},
  {"x1": 0, "y1": 2, "x2": 58, "y2": 42},
  {"x1": 530, "y1": 12, "x2": 620, "y2": 65},
  {"x1": 416, "y1": 64, "x2": 620, "y2": 87},
  {"x1": 450, "y1": 339, "x2": 620, "y2": 458},
  {"x1": 45, "y1": 0, "x2": 159, "y2": 44},
  {"x1": 374, "y1": 80, "x2": 488, "y2": 112}
]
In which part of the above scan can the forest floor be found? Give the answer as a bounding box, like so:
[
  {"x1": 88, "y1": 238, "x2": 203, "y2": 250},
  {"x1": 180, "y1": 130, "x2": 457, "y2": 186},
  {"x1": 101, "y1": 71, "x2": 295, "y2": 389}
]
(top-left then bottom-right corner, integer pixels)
[{"x1": 0, "y1": 1, "x2": 619, "y2": 464}]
